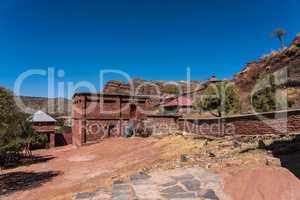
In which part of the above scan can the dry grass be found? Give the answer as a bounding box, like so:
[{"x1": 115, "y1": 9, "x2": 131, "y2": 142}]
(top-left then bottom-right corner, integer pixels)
[
  {"x1": 152, "y1": 134, "x2": 282, "y2": 173},
  {"x1": 154, "y1": 135, "x2": 205, "y2": 158}
]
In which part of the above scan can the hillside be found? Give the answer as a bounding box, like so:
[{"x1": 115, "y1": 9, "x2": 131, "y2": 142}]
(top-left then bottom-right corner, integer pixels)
[
  {"x1": 234, "y1": 35, "x2": 300, "y2": 113},
  {"x1": 19, "y1": 96, "x2": 72, "y2": 116},
  {"x1": 103, "y1": 79, "x2": 206, "y2": 95},
  {"x1": 103, "y1": 35, "x2": 300, "y2": 114}
]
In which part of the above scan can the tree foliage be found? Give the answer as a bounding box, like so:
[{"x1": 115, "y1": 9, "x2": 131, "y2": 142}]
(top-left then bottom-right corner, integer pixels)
[
  {"x1": 251, "y1": 74, "x2": 292, "y2": 112},
  {"x1": 251, "y1": 75, "x2": 276, "y2": 112},
  {"x1": 0, "y1": 87, "x2": 46, "y2": 168},
  {"x1": 194, "y1": 81, "x2": 241, "y2": 117}
]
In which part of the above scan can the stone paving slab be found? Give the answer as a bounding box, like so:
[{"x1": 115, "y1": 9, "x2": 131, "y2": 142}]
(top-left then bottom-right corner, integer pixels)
[{"x1": 74, "y1": 168, "x2": 232, "y2": 200}]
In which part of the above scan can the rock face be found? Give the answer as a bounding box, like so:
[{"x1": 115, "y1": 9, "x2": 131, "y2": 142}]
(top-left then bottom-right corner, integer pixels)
[
  {"x1": 234, "y1": 36, "x2": 300, "y2": 113},
  {"x1": 103, "y1": 79, "x2": 205, "y2": 95},
  {"x1": 102, "y1": 80, "x2": 131, "y2": 95},
  {"x1": 222, "y1": 167, "x2": 300, "y2": 200}
]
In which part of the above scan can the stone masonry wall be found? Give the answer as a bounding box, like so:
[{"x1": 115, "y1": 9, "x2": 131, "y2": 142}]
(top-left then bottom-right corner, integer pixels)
[
  {"x1": 72, "y1": 93, "x2": 153, "y2": 146},
  {"x1": 144, "y1": 115, "x2": 179, "y2": 136},
  {"x1": 73, "y1": 93, "x2": 300, "y2": 145},
  {"x1": 85, "y1": 119, "x2": 122, "y2": 142},
  {"x1": 179, "y1": 109, "x2": 300, "y2": 136}
]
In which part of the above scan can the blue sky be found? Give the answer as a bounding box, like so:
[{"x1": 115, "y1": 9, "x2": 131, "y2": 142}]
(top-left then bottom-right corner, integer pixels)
[{"x1": 0, "y1": 0, "x2": 299, "y2": 98}]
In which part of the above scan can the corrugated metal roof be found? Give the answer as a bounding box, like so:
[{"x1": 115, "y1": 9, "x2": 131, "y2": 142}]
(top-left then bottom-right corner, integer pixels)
[{"x1": 31, "y1": 110, "x2": 57, "y2": 122}]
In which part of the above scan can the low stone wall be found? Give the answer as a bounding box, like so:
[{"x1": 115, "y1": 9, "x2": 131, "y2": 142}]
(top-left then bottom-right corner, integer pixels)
[
  {"x1": 144, "y1": 115, "x2": 179, "y2": 136},
  {"x1": 72, "y1": 109, "x2": 300, "y2": 146},
  {"x1": 179, "y1": 109, "x2": 300, "y2": 136}
]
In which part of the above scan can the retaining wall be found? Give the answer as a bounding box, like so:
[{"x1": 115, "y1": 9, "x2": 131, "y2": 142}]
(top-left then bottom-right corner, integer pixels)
[
  {"x1": 178, "y1": 109, "x2": 300, "y2": 136},
  {"x1": 73, "y1": 108, "x2": 300, "y2": 146}
]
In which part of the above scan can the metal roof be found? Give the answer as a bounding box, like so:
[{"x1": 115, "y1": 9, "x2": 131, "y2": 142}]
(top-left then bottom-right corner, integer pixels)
[{"x1": 31, "y1": 110, "x2": 57, "y2": 122}]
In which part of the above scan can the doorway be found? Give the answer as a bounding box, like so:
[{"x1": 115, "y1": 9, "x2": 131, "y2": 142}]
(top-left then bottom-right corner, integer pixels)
[{"x1": 129, "y1": 104, "x2": 137, "y2": 119}]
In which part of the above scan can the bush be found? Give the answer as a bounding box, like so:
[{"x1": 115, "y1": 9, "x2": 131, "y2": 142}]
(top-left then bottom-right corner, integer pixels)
[
  {"x1": 0, "y1": 87, "x2": 46, "y2": 169},
  {"x1": 251, "y1": 74, "x2": 292, "y2": 112},
  {"x1": 251, "y1": 75, "x2": 276, "y2": 112},
  {"x1": 194, "y1": 81, "x2": 241, "y2": 117}
]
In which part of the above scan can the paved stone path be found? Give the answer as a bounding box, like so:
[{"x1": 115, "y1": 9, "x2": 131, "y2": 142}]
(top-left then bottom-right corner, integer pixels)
[{"x1": 74, "y1": 168, "x2": 231, "y2": 200}]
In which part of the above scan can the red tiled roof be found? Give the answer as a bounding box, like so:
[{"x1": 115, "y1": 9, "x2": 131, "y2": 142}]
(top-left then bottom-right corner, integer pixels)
[{"x1": 164, "y1": 96, "x2": 192, "y2": 107}]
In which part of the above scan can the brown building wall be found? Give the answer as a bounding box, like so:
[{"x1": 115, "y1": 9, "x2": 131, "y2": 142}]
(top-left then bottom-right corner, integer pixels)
[
  {"x1": 32, "y1": 123, "x2": 56, "y2": 133},
  {"x1": 32, "y1": 122, "x2": 56, "y2": 148},
  {"x1": 179, "y1": 109, "x2": 300, "y2": 136},
  {"x1": 72, "y1": 119, "x2": 83, "y2": 146},
  {"x1": 33, "y1": 122, "x2": 72, "y2": 148},
  {"x1": 72, "y1": 93, "x2": 153, "y2": 146},
  {"x1": 86, "y1": 119, "x2": 122, "y2": 142},
  {"x1": 63, "y1": 133, "x2": 73, "y2": 144}
]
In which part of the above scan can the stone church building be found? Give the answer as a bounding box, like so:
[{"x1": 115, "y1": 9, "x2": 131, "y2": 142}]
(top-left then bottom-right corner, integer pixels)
[{"x1": 72, "y1": 93, "x2": 154, "y2": 146}]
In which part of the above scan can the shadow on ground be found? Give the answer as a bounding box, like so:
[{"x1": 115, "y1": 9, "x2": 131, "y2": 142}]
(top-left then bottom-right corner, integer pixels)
[
  {"x1": 2, "y1": 155, "x2": 55, "y2": 169},
  {"x1": 0, "y1": 171, "x2": 62, "y2": 196},
  {"x1": 267, "y1": 134, "x2": 300, "y2": 179}
]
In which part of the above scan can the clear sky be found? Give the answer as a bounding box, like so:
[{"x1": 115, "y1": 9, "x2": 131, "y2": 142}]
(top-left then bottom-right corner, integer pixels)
[{"x1": 0, "y1": 0, "x2": 299, "y2": 98}]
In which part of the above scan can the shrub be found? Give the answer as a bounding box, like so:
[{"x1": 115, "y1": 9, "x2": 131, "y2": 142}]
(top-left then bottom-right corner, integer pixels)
[
  {"x1": 194, "y1": 81, "x2": 241, "y2": 117},
  {"x1": 251, "y1": 74, "x2": 292, "y2": 112},
  {"x1": 0, "y1": 87, "x2": 46, "y2": 169}
]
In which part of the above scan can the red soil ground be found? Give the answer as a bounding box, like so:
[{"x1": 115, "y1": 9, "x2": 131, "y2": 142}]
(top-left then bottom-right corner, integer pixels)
[
  {"x1": 1, "y1": 137, "x2": 161, "y2": 200},
  {"x1": 2, "y1": 136, "x2": 300, "y2": 200}
]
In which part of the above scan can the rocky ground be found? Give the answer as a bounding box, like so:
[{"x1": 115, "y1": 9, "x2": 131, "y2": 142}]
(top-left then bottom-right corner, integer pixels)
[
  {"x1": 1, "y1": 134, "x2": 300, "y2": 200},
  {"x1": 74, "y1": 168, "x2": 227, "y2": 200}
]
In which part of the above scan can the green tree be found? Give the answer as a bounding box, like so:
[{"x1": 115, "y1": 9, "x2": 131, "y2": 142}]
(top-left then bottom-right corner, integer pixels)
[
  {"x1": 251, "y1": 74, "x2": 293, "y2": 112},
  {"x1": 194, "y1": 81, "x2": 240, "y2": 117},
  {"x1": 251, "y1": 75, "x2": 276, "y2": 112},
  {"x1": 0, "y1": 87, "x2": 46, "y2": 169}
]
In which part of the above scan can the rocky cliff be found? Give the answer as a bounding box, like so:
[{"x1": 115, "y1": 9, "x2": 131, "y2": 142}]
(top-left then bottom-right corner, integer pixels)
[
  {"x1": 234, "y1": 35, "x2": 300, "y2": 112},
  {"x1": 103, "y1": 79, "x2": 206, "y2": 96}
]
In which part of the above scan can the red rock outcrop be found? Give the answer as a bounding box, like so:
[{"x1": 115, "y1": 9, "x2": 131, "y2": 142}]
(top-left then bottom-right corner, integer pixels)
[
  {"x1": 234, "y1": 35, "x2": 300, "y2": 112},
  {"x1": 223, "y1": 167, "x2": 300, "y2": 200},
  {"x1": 103, "y1": 79, "x2": 205, "y2": 96}
]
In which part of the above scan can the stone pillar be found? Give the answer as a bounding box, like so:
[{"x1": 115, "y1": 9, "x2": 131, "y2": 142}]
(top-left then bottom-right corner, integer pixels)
[
  {"x1": 82, "y1": 96, "x2": 87, "y2": 144},
  {"x1": 117, "y1": 97, "x2": 123, "y2": 137},
  {"x1": 49, "y1": 133, "x2": 55, "y2": 148},
  {"x1": 81, "y1": 119, "x2": 87, "y2": 145}
]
